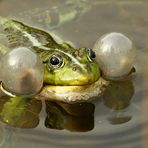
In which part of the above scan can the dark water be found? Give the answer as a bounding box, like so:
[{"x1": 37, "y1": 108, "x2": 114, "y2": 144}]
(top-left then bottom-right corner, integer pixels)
[{"x1": 0, "y1": 0, "x2": 148, "y2": 148}]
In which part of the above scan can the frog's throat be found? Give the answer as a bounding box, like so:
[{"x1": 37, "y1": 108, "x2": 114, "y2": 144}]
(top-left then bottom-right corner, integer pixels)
[{"x1": 35, "y1": 78, "x2": 109, "y2": 103}]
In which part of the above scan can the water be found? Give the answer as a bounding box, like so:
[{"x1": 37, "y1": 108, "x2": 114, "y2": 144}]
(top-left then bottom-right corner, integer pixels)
[{"x1": 0, "y1": 0, "x2": 147, "y2": 148}]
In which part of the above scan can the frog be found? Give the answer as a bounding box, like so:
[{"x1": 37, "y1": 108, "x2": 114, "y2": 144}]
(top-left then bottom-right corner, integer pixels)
[{"x1": 0, "y1": 17, "x2": 104, "y2": 103}]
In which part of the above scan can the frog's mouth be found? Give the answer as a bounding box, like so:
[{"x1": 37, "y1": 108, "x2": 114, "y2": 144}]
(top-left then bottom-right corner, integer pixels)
[{"x1": 36, "y1": 78, "x2": 108, "y2": 103}]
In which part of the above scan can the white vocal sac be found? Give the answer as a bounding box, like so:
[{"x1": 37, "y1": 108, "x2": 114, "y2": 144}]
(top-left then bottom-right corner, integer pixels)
[
  {"x1": 0, "y1": 47, "x2": 44, "y2": 96},
  {"x1": 93, "y1": 32, "x2": 136, "y2": 80}
]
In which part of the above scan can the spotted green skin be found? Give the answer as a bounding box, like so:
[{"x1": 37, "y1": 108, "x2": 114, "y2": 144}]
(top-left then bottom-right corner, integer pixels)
[{"x1": 1, "y1": 19, "x2": 100, "y2": 87}]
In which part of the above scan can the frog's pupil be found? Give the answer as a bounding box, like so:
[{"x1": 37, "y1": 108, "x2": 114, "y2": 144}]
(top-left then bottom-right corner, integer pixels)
[
  {"x1": 89, "y1": 49, "x2": 96, "y2": 59},
  {"x1": 50, "y1": 56, "x2": 60, "y2": 65}
]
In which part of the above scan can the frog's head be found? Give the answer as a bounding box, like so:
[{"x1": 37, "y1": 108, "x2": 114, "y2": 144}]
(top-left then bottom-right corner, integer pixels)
[
  {"x1": 43, "y1": 47, "x2": 100, "y2": 86},
  {"x1": 0, "y1": 18, "x2": 102, "y2": 102}
]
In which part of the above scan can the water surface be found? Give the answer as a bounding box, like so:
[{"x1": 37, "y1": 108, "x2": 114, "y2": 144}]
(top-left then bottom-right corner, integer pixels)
[{"x1": 0, "y1": 0, "x2": 147, "y2": 148}]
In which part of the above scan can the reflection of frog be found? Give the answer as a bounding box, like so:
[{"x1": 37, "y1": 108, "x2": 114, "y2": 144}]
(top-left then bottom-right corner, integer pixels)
[
  {"x1": 0, "y1": 96, "x2": 94, "y2": 132},
  {"x1": 45, "y1": 101, "x2": 94, "y2": 132},
  {"x1": 0, "y1": 18, "x2": 102, "y2": 103},
  {"x1": 14, "y1": 0, "x2": 91, "y2": 30},
  {"x1": 0, "y1": 96, "x2": 42, "y2": 128},
  {"x1": 0, "y1": 80, "x2": 134, "y2": 129},
  {"x1": 103, "y1": 80, "x2": 134, "y2": 110},
  {"x1": 103, "y1": 80, "x2": 135, "y2": 124}
]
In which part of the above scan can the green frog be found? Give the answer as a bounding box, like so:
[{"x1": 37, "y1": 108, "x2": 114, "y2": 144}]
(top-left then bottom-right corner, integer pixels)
[{"x1": 0, "y1": 18, "x2": 103, "y2": 103}]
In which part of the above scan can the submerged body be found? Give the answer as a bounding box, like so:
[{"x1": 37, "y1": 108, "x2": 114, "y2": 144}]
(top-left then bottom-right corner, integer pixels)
[{"x1": 0, "y1": 17, "x2": 102, "y2": 103}]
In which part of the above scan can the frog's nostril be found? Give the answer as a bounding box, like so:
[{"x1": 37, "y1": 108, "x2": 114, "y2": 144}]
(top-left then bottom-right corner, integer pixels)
[
  {"x1": 72, "y1": 66, "x2": 77, "y2": 71},
  {"x1": 71, "y1": 64, "x2": 81, "y2": 72}
]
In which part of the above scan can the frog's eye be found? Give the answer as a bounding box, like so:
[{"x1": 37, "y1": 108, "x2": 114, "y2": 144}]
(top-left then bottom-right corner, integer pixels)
[
  {"x1": 86, "y1": 48, "x2": 96, "y2": 61},
  {"x1": 49, "y1": 55, "x2": 63, "y2": 68}
]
